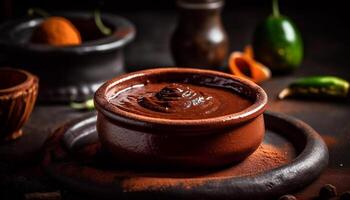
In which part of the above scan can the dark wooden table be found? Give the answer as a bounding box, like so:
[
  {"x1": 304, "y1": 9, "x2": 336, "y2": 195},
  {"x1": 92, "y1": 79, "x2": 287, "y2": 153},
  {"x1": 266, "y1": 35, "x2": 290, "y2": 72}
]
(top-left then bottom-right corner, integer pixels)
[{"x1": 1, "y1": 10, "x2": 349, "y2": 200}]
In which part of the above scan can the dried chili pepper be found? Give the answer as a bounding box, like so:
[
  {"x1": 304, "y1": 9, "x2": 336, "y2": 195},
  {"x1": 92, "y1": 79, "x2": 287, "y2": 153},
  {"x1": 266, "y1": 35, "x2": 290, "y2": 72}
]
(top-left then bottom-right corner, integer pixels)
[
  {"x1": 228, "y1": 46, "x2": 271, "y2": 84},
  {"x1": 278, "y1": 76, "x2": 349, "y2": 99}
]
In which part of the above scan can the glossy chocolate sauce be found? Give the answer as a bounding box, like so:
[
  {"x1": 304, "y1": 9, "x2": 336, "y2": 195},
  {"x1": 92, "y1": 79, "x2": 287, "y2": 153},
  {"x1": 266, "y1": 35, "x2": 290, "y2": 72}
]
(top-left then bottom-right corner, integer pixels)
[{"x1": 108, "y1": 82, "x2": 252, "y2": 120}]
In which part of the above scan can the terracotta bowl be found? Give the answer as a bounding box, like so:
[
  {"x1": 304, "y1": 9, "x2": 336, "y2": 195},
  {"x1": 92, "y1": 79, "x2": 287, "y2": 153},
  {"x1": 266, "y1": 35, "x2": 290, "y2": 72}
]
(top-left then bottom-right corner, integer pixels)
[
  {"x1": 94, "y1": 68, "x2": 268, "y2": 168},
  {"x1": 0, "y1": 68, "x2": 38, "y2": 141}
]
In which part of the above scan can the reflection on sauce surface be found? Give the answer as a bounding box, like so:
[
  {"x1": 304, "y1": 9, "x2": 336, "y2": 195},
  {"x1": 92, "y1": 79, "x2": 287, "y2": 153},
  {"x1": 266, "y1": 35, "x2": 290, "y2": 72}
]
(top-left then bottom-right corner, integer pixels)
[{"x1": 108, "y1": 82, "x2": 253, "y2": 120}]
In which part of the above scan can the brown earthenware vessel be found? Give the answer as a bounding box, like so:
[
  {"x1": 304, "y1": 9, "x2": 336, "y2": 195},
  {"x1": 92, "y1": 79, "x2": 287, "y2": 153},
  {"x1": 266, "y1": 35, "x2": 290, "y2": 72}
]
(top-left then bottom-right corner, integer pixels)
[
  {"x1": 171, "y1": 0, "x2": 229, "y2": 68},
  {"x1": 0, "y1": 68, "x2": 38, "y2": 141},
  {"x1": 94, "y1": 68, "x2": 267, "y2": 168}
]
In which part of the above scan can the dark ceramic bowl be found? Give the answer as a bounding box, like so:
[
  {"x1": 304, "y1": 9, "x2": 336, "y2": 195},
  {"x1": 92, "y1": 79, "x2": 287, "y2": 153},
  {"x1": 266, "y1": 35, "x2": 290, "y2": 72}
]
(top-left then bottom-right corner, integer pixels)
[
  {"x1": 0, "y1": 68, "x2": 38, "y2": 141},
  {"x1": 0, "y1": 12, "x2": 135, "y2": 102},
  {"x1": 94, "y1": 68, "x2": 268, "y2": 168}
]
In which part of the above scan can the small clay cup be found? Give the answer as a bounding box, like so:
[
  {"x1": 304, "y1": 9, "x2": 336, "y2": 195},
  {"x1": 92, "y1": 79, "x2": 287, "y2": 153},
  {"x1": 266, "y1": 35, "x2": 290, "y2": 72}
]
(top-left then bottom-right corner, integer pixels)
[
  {"x1": 0, "y1": 68, "x2": 38, "y2": 141},
  {"x1": 94, "y1": 68, "x2": 267, "y2": 168}
]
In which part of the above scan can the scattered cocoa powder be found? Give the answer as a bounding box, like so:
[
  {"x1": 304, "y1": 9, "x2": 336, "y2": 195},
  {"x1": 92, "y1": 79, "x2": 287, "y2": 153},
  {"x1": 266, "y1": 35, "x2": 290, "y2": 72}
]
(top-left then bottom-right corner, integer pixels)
[
  {"x1": 46, "y1": 131, "x2": 295, "y2": 193},
  {"x1": 207, "y1": 143, "x2": 293, "y2": 177},
  {"x1": 121, "y1": 143, "x2": 294, "y2": 191}
]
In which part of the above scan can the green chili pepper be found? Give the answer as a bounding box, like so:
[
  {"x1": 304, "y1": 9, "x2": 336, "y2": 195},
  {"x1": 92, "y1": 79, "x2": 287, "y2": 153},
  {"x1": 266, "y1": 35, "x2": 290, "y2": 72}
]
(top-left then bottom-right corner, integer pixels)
[
  {"x1": 27, "y1": 8, "x2": 50, "y2": 18},
  {"x1": 278, "y1": 76, "x2": 350, "y2": 99},
  {"x1": 252, "y1": 0, "x2": 303, "y2": 73},
  {"x1": 70, "y1": 99, "x2": 95, "y2": 111},
  {"x1": 94, "y1": 10, "x2": 112, "y2": 36}
]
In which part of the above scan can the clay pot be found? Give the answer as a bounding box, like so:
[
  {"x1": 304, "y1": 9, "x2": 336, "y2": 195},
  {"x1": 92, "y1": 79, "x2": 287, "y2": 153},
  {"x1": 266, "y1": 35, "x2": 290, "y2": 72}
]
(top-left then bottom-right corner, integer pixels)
[
  {"x1": 0, "y1": 12, "x2": 135, "y2": 102},
  {"x1": 171, "y1": 0, "x2": 229, "y2": 68},
  {"x1": 0, "y1": 68, "x2": 38, "y2": 141},
  {"x1": 94, "y1": 68, "x2": 267, "y2": 168}
]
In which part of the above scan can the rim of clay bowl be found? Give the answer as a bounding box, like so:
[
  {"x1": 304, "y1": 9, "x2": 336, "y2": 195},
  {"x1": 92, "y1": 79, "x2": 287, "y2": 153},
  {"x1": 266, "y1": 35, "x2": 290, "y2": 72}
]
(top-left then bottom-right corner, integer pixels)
[
  {"x1": 95, "y1": 68, "x2": 268, "y2": 131},
  {"x1": 0, "y1": 11, "x2": 135, "y2": 55},
  {"x1": 0, "y1": 68, "x2": 37, "y2": 95}
]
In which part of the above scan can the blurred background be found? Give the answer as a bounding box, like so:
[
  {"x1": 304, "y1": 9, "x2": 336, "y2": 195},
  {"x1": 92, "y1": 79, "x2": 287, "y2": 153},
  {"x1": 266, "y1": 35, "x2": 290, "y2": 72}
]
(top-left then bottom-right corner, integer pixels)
[{"x1": 1, "y1": 0, "x2": 349, "y2": 74}]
